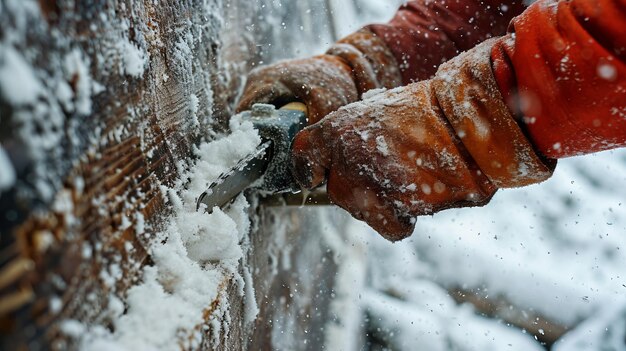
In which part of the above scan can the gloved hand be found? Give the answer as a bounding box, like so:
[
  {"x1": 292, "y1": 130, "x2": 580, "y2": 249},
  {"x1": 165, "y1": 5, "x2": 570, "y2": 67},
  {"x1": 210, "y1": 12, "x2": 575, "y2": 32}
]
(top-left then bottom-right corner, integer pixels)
[
  {"x1": 290, "y1": 40, "x2": 555, "y2": 241},
  {"x1": 237, "y1": 29, "x2": 402, "y2": 124}
]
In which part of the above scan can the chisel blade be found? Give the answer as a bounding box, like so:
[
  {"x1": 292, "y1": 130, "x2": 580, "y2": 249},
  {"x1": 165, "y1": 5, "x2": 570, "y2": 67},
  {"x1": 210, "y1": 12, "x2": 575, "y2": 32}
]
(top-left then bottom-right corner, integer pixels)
[{"x1": 197, "y1": 141, "x2": 272, "y2": 212}]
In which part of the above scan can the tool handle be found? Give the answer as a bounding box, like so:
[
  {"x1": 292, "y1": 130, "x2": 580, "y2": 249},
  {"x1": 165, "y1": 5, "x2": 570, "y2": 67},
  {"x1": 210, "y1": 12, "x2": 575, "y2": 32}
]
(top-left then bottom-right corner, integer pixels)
[
  {"x1": 241, "y1": 104, "x2": 308, "y2": 193},
  {"x1": 279, "y1": 102, "x2": 308, "y2": 113},
  {"x1": 242, "y1": 103, "x2": 332, "y2": 206}
]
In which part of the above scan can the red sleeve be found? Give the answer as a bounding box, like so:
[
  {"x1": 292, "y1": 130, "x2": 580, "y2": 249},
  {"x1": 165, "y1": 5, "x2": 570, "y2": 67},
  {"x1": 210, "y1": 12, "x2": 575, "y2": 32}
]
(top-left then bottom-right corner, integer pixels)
[
  {"x1": 492, "y1": 0, "x2": 626, "y2": 158},
  {"x1": 367, "y1": 0, "x2": 527, "y2": 83}
]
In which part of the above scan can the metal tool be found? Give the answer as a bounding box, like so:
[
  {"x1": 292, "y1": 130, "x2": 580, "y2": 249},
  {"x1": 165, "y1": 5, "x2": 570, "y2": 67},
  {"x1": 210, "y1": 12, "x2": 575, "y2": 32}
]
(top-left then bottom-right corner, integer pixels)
[{"x1": 197, "y1": 103, "x2": 329, "y2": 212}]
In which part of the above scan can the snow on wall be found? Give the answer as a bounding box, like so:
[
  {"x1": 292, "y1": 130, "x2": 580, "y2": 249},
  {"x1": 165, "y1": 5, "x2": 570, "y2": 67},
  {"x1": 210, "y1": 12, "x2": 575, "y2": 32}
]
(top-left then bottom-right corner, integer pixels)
[
  {"x1": 74, "y1": 119, "x2": 261, "y2": 350},
  {"x1": 3, "y1": 0, "x2": 624, "y2": 350}
]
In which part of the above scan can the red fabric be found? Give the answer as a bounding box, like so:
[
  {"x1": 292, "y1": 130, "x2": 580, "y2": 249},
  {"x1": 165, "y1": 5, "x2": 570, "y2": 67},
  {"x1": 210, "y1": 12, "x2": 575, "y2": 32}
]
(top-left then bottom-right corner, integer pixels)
[
  {"x1": 368, "y1": 0, "x2": 526, "y2": 83},
  {"x1": 492, "y1": 0, "x2": 626, "y2": 158}
]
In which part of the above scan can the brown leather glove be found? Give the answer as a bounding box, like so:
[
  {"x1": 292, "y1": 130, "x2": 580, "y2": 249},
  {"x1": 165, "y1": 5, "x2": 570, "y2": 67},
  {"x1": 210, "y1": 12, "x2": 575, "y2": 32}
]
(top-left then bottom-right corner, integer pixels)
[
  {"x1": 237, "y1": 29, "x2": 402, "y2": 124},
  {"x1": 291, "y1": 40, "x2": 555, "y2": 241}
]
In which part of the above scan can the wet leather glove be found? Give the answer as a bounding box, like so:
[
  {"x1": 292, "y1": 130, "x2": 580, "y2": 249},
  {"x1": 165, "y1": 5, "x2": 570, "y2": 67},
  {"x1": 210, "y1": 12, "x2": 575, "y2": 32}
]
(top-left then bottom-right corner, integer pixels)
[
  {"x1": 291, "y1": 40, "x2": 555, "y2": 241},
  {"x1": 237, "y1": 29, "x2": 402, "y2": 124}
]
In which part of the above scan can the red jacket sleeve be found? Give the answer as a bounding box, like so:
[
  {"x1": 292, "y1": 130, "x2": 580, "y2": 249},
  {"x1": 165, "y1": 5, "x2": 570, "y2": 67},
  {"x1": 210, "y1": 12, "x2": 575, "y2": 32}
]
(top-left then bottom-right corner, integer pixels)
[
  {"x1": 491, "y1": 0, "x2": 626, "y2": 158},
  {"x1": 368, "y1": 0, "x2": 527, "y2": 83}
]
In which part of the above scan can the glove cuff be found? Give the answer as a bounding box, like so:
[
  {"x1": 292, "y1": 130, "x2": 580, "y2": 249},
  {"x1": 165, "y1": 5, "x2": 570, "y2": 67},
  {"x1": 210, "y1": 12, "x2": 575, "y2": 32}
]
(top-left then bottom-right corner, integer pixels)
[
  {"x1": 432, "y1": 38, "x2": 555, "y2": 188},
  {"x1": 326, "y1": 28, "x2": 402, "y2": 97}
]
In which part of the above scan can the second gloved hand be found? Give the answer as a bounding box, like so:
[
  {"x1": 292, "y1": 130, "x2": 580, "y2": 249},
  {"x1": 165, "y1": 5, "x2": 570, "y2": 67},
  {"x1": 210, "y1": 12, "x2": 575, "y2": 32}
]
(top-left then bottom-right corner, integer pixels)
[
  {"x1": 290, "y1": 83, "x2": 497, "y2": 241},
  {"x1": 237, "y1": 56, "x2": 359, "y2": 124},
  {"x1": 237, "y1": 29, "x2": 402, "y2": 124}
]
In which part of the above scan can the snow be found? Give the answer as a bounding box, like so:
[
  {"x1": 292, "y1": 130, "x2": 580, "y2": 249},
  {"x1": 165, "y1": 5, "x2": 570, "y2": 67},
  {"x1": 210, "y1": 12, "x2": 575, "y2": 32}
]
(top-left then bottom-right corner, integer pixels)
[
  {"x1": 323, "y1": 214, "x2": 368, "y2": 351},
  {"x1": 119, "y1": 40, "x2": 147, "y2": 78},
  {"x1": 0, "y1": 44, "x2": 44, "y2": 105},
  {"x1": 329, "y1": 0, "x2": 405, "y2": 38},
  {"x1": 361, "y1": 87, "x2": 387, "y2": 100},
  {"x1": 181, "y1": 201, "x2": 243, "y2": 262},
  {"x1": 63, "y1": 49, "x2": 97, "y2": 115},
  {"x1": 49, "y1": 296, "x2": 63, "y2": 314},
  {"x1": 2, "y1": 0, "x2": 625, "y2": 349},
  {"x1": 0, "y1": 1, "x2": 106, "y2": 203},
  {"x1": 375, "y1": 135, "x2": 390, "y2": 156},
  {"x1": 312, "y1": 2, "x2": 626, "y2": 350},
  {"x1": 242, "y1": 266, "x2": 259, "y2": 325},
  {"x1": 60, "y1": 319, "x2": 87, "y2": 338},
  {"x1": 352, "y1": 220, "x2": 545, "y2": 351},
  {"x1": 0, "y1": 145, "x2": 16, "y2": 191},
  {"x1": 553, "y1": 299, "x2": 626, "y2": 350},
  {"x1": 363, "y1": 289, "x2": 544, "y2": 351},
  {"x1": 189, "y1": 93, "x2": 200, "y2": 127},
  {"x1": 597, "y1": 62, "x2": 617, "y2": 81}
]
